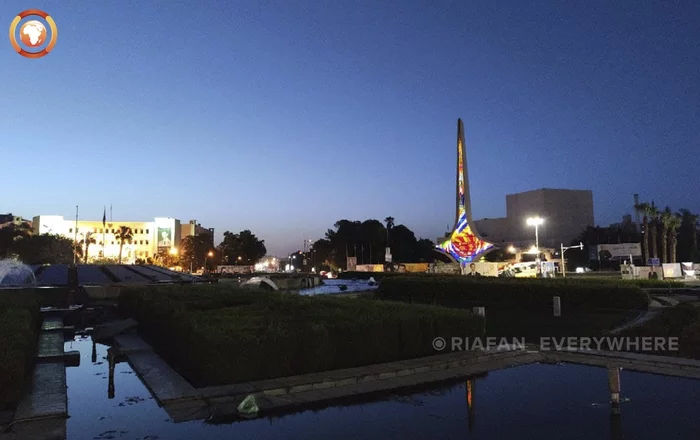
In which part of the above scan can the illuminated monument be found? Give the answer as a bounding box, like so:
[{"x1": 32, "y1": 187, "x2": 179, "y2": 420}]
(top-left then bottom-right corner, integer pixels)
[{"x1": 436, "y1": 119, "x2": 495, "y2": 264}]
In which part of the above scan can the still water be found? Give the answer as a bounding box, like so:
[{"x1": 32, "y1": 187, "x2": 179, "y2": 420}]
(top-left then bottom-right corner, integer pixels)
[{"x1": 65, "y1": 336, "x2": 700, "y2": 440}]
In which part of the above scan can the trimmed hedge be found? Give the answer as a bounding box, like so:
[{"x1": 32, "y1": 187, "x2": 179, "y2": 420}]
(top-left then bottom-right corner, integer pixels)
[
  {"x1": 0, "y1": 291, "x2": 40, "y2": 410},
  {"x1": 118, "y1": 284, "x2": 483, "y2": 387},
  {"x1": 620, "y1": 303, "x2": 700, "y2": 359},
  {"x1": 377, "y1": 276, "x2": 649, "y2": 313},
  {"x1": 341, "y1": 271, "x2": 682, "y2": 288}
]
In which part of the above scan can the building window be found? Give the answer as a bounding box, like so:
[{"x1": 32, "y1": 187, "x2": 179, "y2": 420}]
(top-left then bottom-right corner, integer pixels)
[
  {"x1": 69, "y1": 228, "x2": 73, "y2": 233},
  {"x1": 99, "y1": 228, "x2": 103, "y2": 233},
  {"x1": 140, "y1": 240, "x2": 143, "y2": 245},
  {"x1": 111, "y1": 241, "x2": 115, "y2": 245},
  {"x1": 146, "y1": 229, "x2": 149, "y2": 234},
  {"x1": 145, "y1": 240, "x2": 149, "y2": 245}
]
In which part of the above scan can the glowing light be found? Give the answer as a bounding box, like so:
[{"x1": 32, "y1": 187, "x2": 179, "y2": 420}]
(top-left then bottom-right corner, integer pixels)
[
  {"x1": 507, "y1": 246, "x2": 516, "y2": 254},
  {"x1": 526, "y1": 217, "x2": 544, "y2": 226}
]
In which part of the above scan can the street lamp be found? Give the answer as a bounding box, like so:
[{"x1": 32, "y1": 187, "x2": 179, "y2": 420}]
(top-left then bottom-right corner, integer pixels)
[
  {"x1": 526, "y1": 217, "x2": 544, "y2": 250},
  {"x1": 169, "y1": 248, "x2": 178, "y2": 255},
  {"x1": 204, "y1": 250, "x2": 214, "y2": 273},
  {"x1": 560, "y1": 242, "x2": 583, "y2": 277}
]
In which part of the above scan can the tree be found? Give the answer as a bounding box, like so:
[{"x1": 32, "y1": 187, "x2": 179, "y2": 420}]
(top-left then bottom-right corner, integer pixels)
[
  {"x1": 181, "y1": 234, "x2": 210, "y2": 271},
  {"x1": 154, "y1": 248, "x2": 179, "y2": 268},
  {"x1": 668, "y1": 214, "x2": 682, "y2": 264},
  {"x1": 114, "y1": 226, "x2": 133, "y2": 264},
  {"x1": 310, "y1": 238, "x2": 335, "y2": 271},
  {"x1": 14, "y1": 234, "x2": 77, "y2": 265},
  {"x1": 80, "y1": 231, "x2": 97, "y2": 263},
  {"x1": 677, "y1": 209, "x2": 699, "y2": 262},
  {"x1": 384, "y1": 216, "x2": 395, "y2": 248},
  {"x1": 219, "y1": 230, "x2": 266, "y2": 265},
  {"x1": 660, "y1": 207, "x2": 673, "y2": 263},
  {"x1": 634, "y1": 202, "x2": 651, "y2": 262},
  {"x1": 648, "y1": 203, "x2": 659, "y2": 259},
  {"x1": 0, "y1": 223, "x2": 33, "y2": 259}
]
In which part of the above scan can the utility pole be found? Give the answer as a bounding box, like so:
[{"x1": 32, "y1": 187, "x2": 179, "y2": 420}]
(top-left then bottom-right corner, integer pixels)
[
  {"x1": 560, "y1": 242, "x2": 584, "y2": 277},
  {"x1": 73, "y1": 205, "x2": 79, "y2": 265}
]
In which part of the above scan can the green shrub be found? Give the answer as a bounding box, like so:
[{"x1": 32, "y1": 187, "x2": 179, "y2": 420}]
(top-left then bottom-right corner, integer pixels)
[
  {"x1": 118, "y1": 284, "x2": 483, "y2": 386},
  {"x1": 0, "y1": 291, "x2": 39, "y2": 410},
  {"x1": 377, "y1": 276, "x2": 649, "y2": 313},
  {"x1": 621, "y1": 303, "x2": 700, "y2": 359}
]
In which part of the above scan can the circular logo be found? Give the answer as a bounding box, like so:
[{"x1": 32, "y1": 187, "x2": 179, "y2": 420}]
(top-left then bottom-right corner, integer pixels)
[
  {"x1": 432, "y1": 337, "x2": 446, "y2": 351},
  {"x1": 9, "y1": 9, "x2": 57, "y2": 58}
]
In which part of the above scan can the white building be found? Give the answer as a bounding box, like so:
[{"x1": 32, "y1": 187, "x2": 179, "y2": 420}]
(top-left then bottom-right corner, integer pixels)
[{"x1": 32, "y1": 215, "x2": 212, "y2": 263}]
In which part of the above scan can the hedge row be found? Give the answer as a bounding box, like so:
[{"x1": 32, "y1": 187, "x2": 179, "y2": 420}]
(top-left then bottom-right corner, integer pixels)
[
  {"x1": 340, "y1": 271, "x2": 683, "y2": 288},
  {"x1": 377, "y1": 276, "x2": 649, "y2": 312},
  {"x1": 0, "y1": 291, "x2": 40, "y2": 410},
  {"x1": 118, "y1": 284, "x2": 483, "y2": 387},
  {"x1": 619, "y1": 303, "x2": 700, "y2": 359}
]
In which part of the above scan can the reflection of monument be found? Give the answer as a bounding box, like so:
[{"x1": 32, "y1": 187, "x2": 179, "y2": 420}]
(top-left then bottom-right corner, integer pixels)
[{"x1": 436, "y1": 119, "x2": 495, "y2": 264}]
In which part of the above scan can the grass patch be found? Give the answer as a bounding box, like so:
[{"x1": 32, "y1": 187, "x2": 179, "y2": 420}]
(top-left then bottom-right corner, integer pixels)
[
  {"x1": 620, "y1": 303, "x2": 700, "y2": 359},
  {"x1": 0, "y1": 291, "x2": 39, "y2": 410},
  {"x1": 118, "y1": 284, "x2": 484, "y2": 387}
]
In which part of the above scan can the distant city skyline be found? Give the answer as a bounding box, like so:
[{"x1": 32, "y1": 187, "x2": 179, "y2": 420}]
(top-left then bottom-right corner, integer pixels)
[{"x1": 1, "y1": 0, "x2": 698, "y2": 256}]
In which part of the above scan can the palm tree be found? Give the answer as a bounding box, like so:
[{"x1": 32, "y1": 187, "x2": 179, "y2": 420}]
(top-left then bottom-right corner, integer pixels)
[
  {"x1": 114, "y1": 226, "x2": 133, "y2": 264},
  {"x1": 384, "y1": 216, "x2": 395, "y2": 246},
  {"x1": 668, "y1": 214, "x2": 682, "y2": 264},
  {"x1": 660, "y1": 207, "x2": 673, "y2": 263},
  {"x1": 634, "y1": 202, "x2": 650, "y2": 262},
  {"x1": 80, "y1": 231, "x2": 97, "y2": 264},
  {"x1": 648, "y1": 203, "x2": 659, "y2": 260}
]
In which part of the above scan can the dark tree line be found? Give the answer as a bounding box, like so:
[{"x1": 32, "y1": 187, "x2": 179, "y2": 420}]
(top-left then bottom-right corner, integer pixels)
[{"x1": 309, "y1": 218, "x2": 437, "y2": 271}]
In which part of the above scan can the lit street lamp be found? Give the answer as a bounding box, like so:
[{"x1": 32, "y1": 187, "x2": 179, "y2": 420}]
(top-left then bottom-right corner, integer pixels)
[
  {"x1": 204, "y1": 251, "x2": 214, "y2": 273},
  {"x1": 527, "y1": 217, "x2": 544, "y2": 277},
  {"x1": 526, "y1": 217, "x2": 544, "y2": 250}
]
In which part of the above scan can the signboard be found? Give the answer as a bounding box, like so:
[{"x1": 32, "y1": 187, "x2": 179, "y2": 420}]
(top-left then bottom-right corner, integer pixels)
[
  {"x1": 157, "y1": 226, "x2": 172, "y2": 249},
  {"x1": 595, "y1": 243, "x2": 641, "y2": 260},
  {"x1": 462, "y1": 262, "x2": 498, "y2": 277},
  {"x1": 385, "y1": 247, "x2": 392, "y2": 263},
  {"x1": 682, "y1": 262, "x2": 696, "y2": 279},
  {"x1": 647, "y1": 258, "x2": 660, "y2": 267},
  {"x1": 662, "y1": 263, "x2": 682, "y2": 279}
]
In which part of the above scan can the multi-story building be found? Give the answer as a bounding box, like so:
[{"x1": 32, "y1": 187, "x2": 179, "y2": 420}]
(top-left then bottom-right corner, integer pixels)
[
  {"x1": 0, "y1": 213, "x2": 31, "y2": 228},
  {"x1": 475, "y1": 188, "x2": 594, "y2": 249},
  {"x1": 32, "y1": 215, "x2": 213, "y2": 263}
]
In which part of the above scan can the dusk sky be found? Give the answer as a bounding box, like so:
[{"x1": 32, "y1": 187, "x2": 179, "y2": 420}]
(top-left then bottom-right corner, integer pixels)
[{"x1": 1, "y1": 1, "x2": 698, "y2": 256}]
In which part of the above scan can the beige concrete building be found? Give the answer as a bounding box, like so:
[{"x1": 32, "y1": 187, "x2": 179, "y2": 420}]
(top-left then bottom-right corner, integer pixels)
[
  {"x1": 32, "y1": 215, "x2": 213, "y2": 263},
  {"x1": 475, "y1": 188, "x2": 594, "y2": 249}
]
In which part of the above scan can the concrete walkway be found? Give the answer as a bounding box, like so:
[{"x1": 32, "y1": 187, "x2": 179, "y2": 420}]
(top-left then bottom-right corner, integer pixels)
[
  {"x1": 2, "y1": 314, "x2": 77, "y2": 440},
  {"x1": 111, "y1": 332, "x2": 700, "y2": 424}
]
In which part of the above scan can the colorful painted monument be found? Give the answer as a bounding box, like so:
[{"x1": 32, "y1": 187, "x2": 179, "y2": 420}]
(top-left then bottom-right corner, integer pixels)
[{"x1": 436, "y1": 119, "x2": 495, "y2": 264}]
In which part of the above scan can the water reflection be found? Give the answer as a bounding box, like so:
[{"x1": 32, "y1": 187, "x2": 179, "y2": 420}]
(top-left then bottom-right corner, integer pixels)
[{"x1": 64, "y1": 336, "x2": 700, "y2": 440}]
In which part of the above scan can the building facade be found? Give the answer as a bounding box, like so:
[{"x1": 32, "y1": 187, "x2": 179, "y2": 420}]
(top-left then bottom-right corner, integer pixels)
[
  {"x1": 32, "y1": 215, "x2": 212, "y2": 263},
  {"x1": 475, "y1": 188, "x2": 594, "y2": 249}
]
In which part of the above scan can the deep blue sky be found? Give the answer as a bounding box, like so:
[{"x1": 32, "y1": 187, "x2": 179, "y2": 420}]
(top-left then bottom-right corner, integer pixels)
[{"x1": 1, "y1": 1, "x2": 698, "y2": 256}]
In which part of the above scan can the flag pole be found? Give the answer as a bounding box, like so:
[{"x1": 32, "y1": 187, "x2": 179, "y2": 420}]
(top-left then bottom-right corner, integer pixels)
[
  {"x1": 73, "y1": 205, "x2": 79, "y2": 264},
  {"x1": 102, "y1": 206, "x2": 107, "y2": 258}
]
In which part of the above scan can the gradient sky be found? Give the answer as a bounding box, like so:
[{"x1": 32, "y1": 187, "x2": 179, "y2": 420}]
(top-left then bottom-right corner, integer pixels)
[{"x1": 1, "y1": 1, "x2": 698, "y2": 256}]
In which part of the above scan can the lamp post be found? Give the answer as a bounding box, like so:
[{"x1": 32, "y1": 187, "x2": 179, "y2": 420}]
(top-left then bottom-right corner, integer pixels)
[
  {"x1": 526, "y1": 217, "x2": 544, "y2": 250},
  {"x1": 204, "y1": 251, "x2": 213, "y2": 273},
  {"x1": 560, "y1": 242, "x2": 583, "y2": 277},
  {"x1": 527, "y1": 217, "x2": 544, "y2": 277}
]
